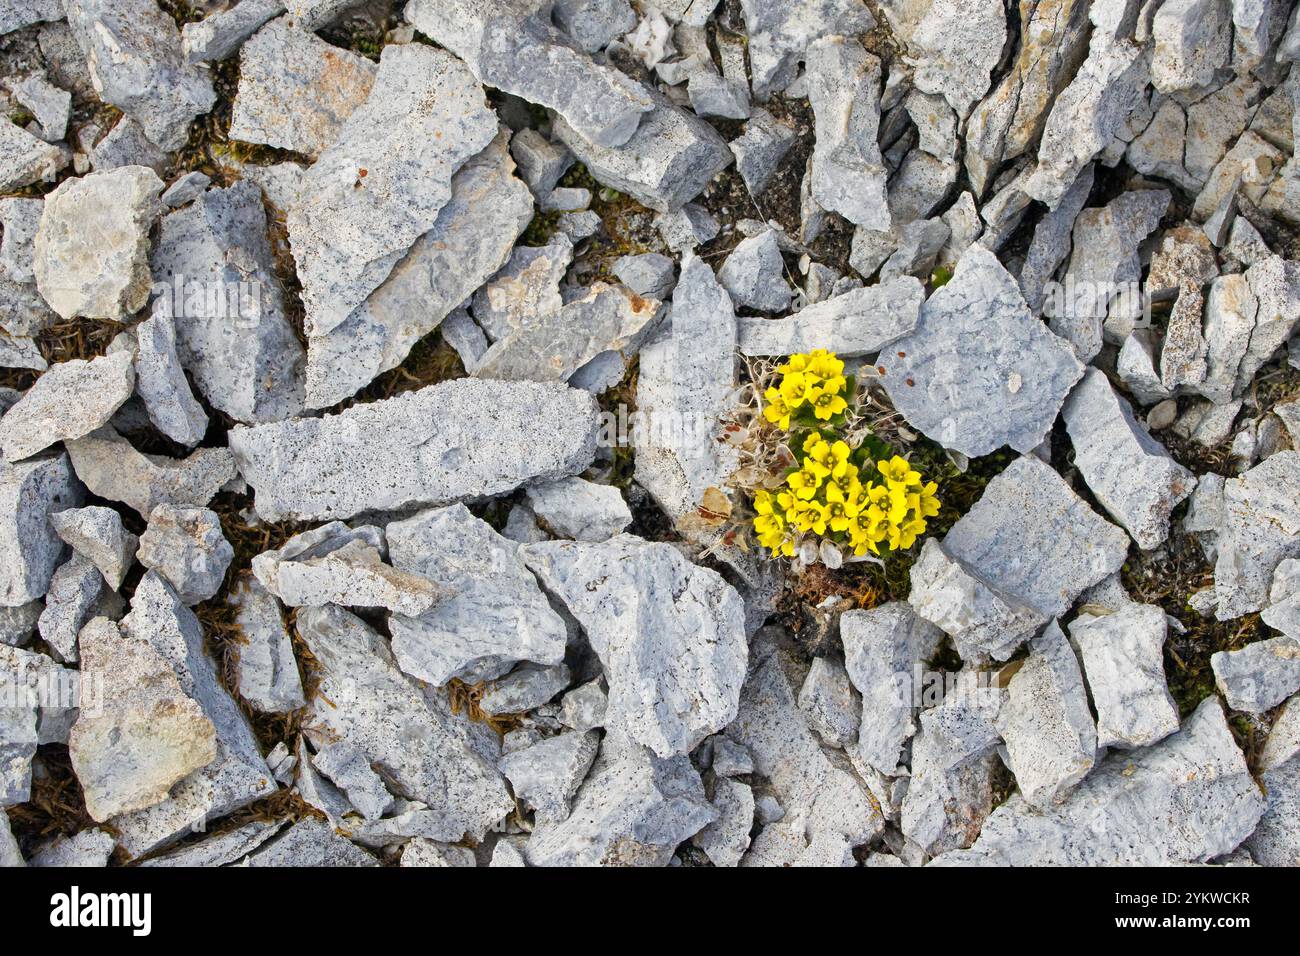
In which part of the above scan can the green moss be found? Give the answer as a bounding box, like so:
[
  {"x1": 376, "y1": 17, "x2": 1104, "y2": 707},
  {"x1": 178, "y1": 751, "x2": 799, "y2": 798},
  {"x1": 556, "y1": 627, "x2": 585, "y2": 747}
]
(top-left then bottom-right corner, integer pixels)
[{"x1": 519, "y1": 209, "x2": 562, "y2": 246}]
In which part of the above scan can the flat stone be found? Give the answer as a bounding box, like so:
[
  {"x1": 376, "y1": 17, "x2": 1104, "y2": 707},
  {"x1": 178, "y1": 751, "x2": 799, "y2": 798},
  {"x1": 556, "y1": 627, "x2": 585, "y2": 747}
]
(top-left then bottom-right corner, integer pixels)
[
  {"x1": 935, "y1": 697, "x2": 1264, "y2": 865},
  {"x1": 1263, "y1": 559, "x2": 1300, "y2": 638},
  {"x1": 63, "y1": 0, "x2": 216, "y2": 151},
  {"x1": 612, "y1": 253, "x2": 676, "y2": 300},
  {"x1": 28, "y1": 828, "x2": 115, "y2": 867},
  {"x1": 880, "y1": 246, "x2": 1085, "y2": 457},
  {"x1": 1238, "y1": 254, "x2": 1300, "y2": 388},
  {"x1": 257, "y1": 537, "x2": 444, "y2": 617},
  {"x1": 312, "y1": 740, "x2": 395, "y2": 821},
  {"x1": 727, "y1": 632, "x2": 884, "y2": 866},
  {"x1": 943, "y1": 454, "x2": 1131, "y2": 618},
  {"x1": 737, "y1": 275, "x2": 923, "y2": 357},
  {"x1": 499, "y1": 730, "x2": 599, "y2": 823},
  {"x1": 230, "y1": 576, "x2": 304, "y2": 714},
  {"x1": 522, "y1": 535, "x2": 746, "y2": 758},
  {"x1": 182, "y1": 0, "x2": 285, "y2": 63},
  {"x1": 553, "y1": 0, "x2": 636, "y2": 51},
  {"x1": 88, "y1": 117, "x2": 167, "y2": 174},
  {"x1": 0, "y1": 452, "x2": 83, "y2": 607},
  {"x1": 229, "y1": 17, "x2": 376, "y2": 159},
  {"x1": 879, "y1": 218, "x2": 949, "y2": 282},
  {"x1": 1019, "y1": 164, "x2": 1095, "y2": 313},
  {"x1": 107, "y1": 573, "x2": 274, "y2": 858},
  {"x1": 480, "y1": 662, "x2": 572, "y2": 716},
  {"x1": 633, "y1": 252, "x2": 737, "y2": 537},
  {"x1": 34, "y1": 166, "x2": 162, "y2": 321},
  {"x1": 1069, "y1": 603, "x2": 1180, "y2": 748},
  {"x1": 908, "y1": 538, "x2": 1050, "y2": 663},
  {"x1": 730, "y1": 108, "x2": 797, "y2": 198},
  {"x1": 295, "y1": 603, "x2": 515, "y2": 842},
  {"x1": 0, "y1": 0, "x2": 61, "y2": 36},
  {"x1": 230, "y1": 378, "x2": 599, "y2": 522},
  {"x1": 523, "y1": 477, "x2": 632, "y2": 542},
  {"x1": 137, "y1": 819, "x2": 286, "y2": 867},
  {"x1": 718, "y1": 230, "x2": 792, "y2": 313},
  {"x1": 1212, "y1": 636, "x2": 1300, "y2": 713},
  {"x1": 805, "y1": 36, "x2": 889, "y2": 230},
  {"x1": 740, "y1": 0, "x2": 876, "y2": 98},
  {"x1": 1214, "y1": 451, "x2": 1300, "y2": 619},
  {"x1": 0, "y1": 601, "x2": 40, "y2": 647},
  {"x1": 525, "y1": 741, "x2": 713, "y2": 866},
  {"x1": 509, "y1": 128, "x2": 573, "y2": 198},
  {"x1": 65, "y1": 427, "x2": 235, "y2": 519},
  {"x1": 133, "y1": 307, "x2": 208, "y2": 447},
  {"x1": 244, "y1": 818, "x2": 376, "y2": 867},
  {"x1": 0, "y1": 351, "x2": 135, "y2": 462},
  {"x1": 386, "y1": 504, "x2": 569, "y2": 687},
  {"x1": 10, "y1": 74, "x2": 70, "y2": 142},
  {"x1": 880, "y1": 0, "x2": 1006, "y2": 118},
  {"x1": 69, "y1": 616, "x2": 217, "y2": 822},
  {"x1": 692, "y1": 776, "x2": 754, "y2": 867},
  {"x1": 560, "y1": 680, "x2": 608, "y2": 732},
  {"x1": 305, "y1": 129, "x2": 532, "y2": 409},
  {"x1": 842, "y1": 602, "x2": 943, "y2": 774},
  {"x1": 996, "y1": 621, "x2": 1096, "y2": 808},
  {"x1": 551, "y1": 90, "x2": 732, "y2": 213},
  {"x1": 1151, "y1": 0, "x2": 1231, "y2": 94},
  {"x1": 399, "y1": 838, "x2": 476, "y2": 867},
  {"x1": 797, "y1": 657, "x2": 859, "y2": 748},
  {"x1": 1063, "y1": 368, "x2": 1196, "y2": 550},
  {"x1": 1198, "y1": 273, "x2": 1258, "y2": 404},
  {"x1": 1127, "y1": 99, "x2": 1198, "y2": 191},
  {"x1": 36, "y1": 553, "x2": 101, "y2": 662},
  {"x1": 288, "y1": 44, "x2": 497, "y2": 337},
  {"x1": 137, "y1": 505, "x2": 233, "y2": 606},
  {"x1": 900, "y1": 685, "x2": 1004, "y2": 856},
  {"x1": 0, "y1": 198, "x2": 42, "y2": 287},
  {"x1": 0, "y1": 643, "x2": 79, "y2": 746},
  {"x1": 1244, "y1": 694, "x2": 1300, "y2": 865},
  {"x1": 0, "y1": 119, "x2": 64, "y2": 192},
  {"x1": 688, "y1": 70, "x2": 750, "y2": 120}
]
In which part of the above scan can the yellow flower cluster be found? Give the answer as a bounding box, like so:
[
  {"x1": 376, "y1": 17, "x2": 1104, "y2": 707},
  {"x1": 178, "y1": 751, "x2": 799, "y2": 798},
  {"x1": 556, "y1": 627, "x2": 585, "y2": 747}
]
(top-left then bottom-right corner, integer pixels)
[
  {"x1": 752, "y1": 351, "x2": 940, "y2": 561},
  {"x1": 762, "y1": 349, "x2": 849, "y2": 429}
]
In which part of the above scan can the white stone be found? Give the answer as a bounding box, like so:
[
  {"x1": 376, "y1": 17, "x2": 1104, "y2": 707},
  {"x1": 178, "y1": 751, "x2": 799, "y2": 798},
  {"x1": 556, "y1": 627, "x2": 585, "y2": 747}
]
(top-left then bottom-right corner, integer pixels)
[{"x1": 523, "y1": 477, "x2": 631, "y2": 542}]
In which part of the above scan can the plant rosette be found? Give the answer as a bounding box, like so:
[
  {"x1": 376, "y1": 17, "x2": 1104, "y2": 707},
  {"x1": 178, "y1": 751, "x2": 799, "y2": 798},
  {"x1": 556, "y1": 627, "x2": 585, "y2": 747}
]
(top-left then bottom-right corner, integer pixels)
[{"x1": 740, "y1": 349, "x2": 940, "y2": 569}]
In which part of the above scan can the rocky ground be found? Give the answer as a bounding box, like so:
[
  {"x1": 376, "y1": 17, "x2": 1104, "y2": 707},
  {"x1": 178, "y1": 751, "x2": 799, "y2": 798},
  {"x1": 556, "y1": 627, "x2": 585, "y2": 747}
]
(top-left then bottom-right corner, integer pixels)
[{"x1": 0, "y1": 0, "x2": 1298, "y2": 868}]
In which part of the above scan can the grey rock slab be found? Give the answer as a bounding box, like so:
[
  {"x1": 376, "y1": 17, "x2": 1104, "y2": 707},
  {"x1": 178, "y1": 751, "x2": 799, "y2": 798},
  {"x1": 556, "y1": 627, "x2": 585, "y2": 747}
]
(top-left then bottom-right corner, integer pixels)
[
  {"x1": 727, "y1": 633, "x2": 884, "y2": 866},
  {"x1": 996, "y1": 621, "x2": 1096, "y2": 808},
  {"x1": 805, "y1": 36, "x2": 889, "y2": 231},
  {"x1": 151, "y1": 180, "x2": 305, "y2": 424},
  {"x1": 0, "y1": 669, "x2": 36, "y2": 806},
  {"x1": 88, "y1": 117, "x2": 167, "y2": 174},
  {"x1": 138, "y1": 819, "x2": 286, "y2": 866},
  {"x1": 305, "y1": 129, "x2": 533, "y2": 409},
  {"x1": 288, "y1": 43, "x2": 497, "y2": 337},
  {"x1": 106, "y1": 573, "x2": 274, "y2": 858},
  {"x1": 1151, "y1": 0, "x2": 1231, "y2": 94},
  {"x1": 311, "y1": 740, "x2": 395, "y2": 822},
  {"x1": 1214, "y1": 451, "x2": 1300, "y2": 619},
  {"x1": 499, "y1": 730, "x2": 599, "y2": 823},
  {"x1": 160, "y1": 171, "x2": 210, "y2": 208},
  {"x1": 472, "y1": 235, "x2": 571, "y2": 343},
  {"x1": 553, "y1": 0, "x2": 636, "y2": 51},
  {"x1": 230, "y1": 378, "x2": 600, "y2": 522},
  {"x1": 612, "y1": 253, "x2": 675, "y2": 300},
  {"x1": 261, "y1": 538, "x2": 445, "y2": 616},
  {"x1": 525, "y1": 741, "x2": 713, "y2": 866},
  {"x1": 880, "y1": 0, "x2": 1006, "y2": 118},
  {"x1": 133, "y1": 307, "x2": 208, "y2": 447},
  {"x1": 1062, "y1": 368, "x2": 1196, "y2": 550},
  {"x1": 229, "y1": 576, "x2": 303, "y2": 714},
  {"x1": 28, "y1": 828, "x2": 115, "y2": 867},
  {"x1": 879, "y1": 246, "x2": 1084, "y2": 457},
  {"x1": 908, "y1": 538, "x2": 1050, "y2": 663},
  {"x1": 739, "y1": 0, "x2": 875, "y2": 97},
  {"x1": 509, "y1": 128, "x2": 573, "y2": 198},
  {"x1": 1263, "y1": 559, "x2": 1300, "y2": 639},
  {"x1": 842, "y1": 602, "x2": 944, "y2": 774},
  {"x1": 63, "y1": 0, "x2": 216, "y2": 151},
  {"x1": 0, "y1": 451, "x2": 83, "y2": 607},
  {"x1": 900, "y1": 684, "x2": 1004, "y2": 856},
  {"x1": 386, "y1": 504, "x2": 569, "y2": 687},
  {"x1": 399, "y1": 838, "x2": 476, "y2": 867},
  {"x1": 522, "y1": 535, "x2": 747, "y2": 758},
  {"x1": 694, "y1": 776, "x2": 754, "y2": 867},
  {"x1": 137, "y1": 505, "x2": 233, "y2": 606},
  {"x1": 551, "y1": 90, "x2": 732, "y2": 213},
  {"x1": 1238, "y1": 254, "x2": 1300, "y2": 389},
  {"x1": 0, "y1": 118, "x2": 65, "y2": 192},
  {"x1": 1019, "y1": 164, "x2": 1095, "y2": 313},
  {"x1": 797, "y1": 656, "x2": 859, "y2": 749},
  {"x1": 0, "y1": 0, "x2": 61, "y2": 36},
  {"x1": 560, "y1": 679, "x2": 607, "y2": 731},
  {"x1": 729, "y1": 108, "x2": 797, "y2": 198},
  {"x1": 879, "y1": 218, "x2": 949, "y2": 283},
  {"x1": 36, "y1": 553, "x2": 101, "y2": 662},
  {"x1": 243, "y1": 818, "x2": 376, "y2": 867},
  {"x1": 633, "y1": 252, "x2": 737, "y2": 537},
  {"x1": 1244, "y1": 694, "x2": 1300, "y2": 865},
  {"x1": 0, "y1": 197, "x2": 42, "y2": 285},
  {"x1": 229, "y1": 17, "x2": 376, "y2": 159},
  {"x1": 0, "y1": 333, "x2": 45, "y2": 372},
  {"x1": 0, "y1": 351, "x2": 135, "y2": 463},
  {"x1": 10, "y1": 74, "x2": 70, "y2": 142},
  {"x1": 1212, "y1": 636, "x2": 1300, "y2": 713},
  {"x1": 69, "y1": 616, "x2": 217, "y2": 823},
  {"x1": 283, "y1": 0, "x2": 357, "y2": 30},
  {"x1": 34, "y1": 166, "x2": 162, "y2": 321},
  {"x1": 405, "y1": 0, "x2": 653, "y2": 150},
  {"x1": 1069, "y1": 603, "x2": 1180, "y2": 749},
  {"x1": 0, "y1": 601, "x2": 39, "y2": 647},
  {"x1": 65, "y1": 427, "x2": 235, "y2": 519},
  {"x1": 1198, "y1": 273, "x2": 1258, "y2": 404},
  {"x1": 523, "y1": 477, "x2": 631, "y2": 543},
  {"x1": 0, "y1": 644, "x2": 79, "y2": 746},
  {"x1": 934, "y1": 697, "x2": 1264, "y2": 865},
  {"x1": 737, "y1": 275, "x2": 922, "y2": 358},
  {"x1": 688, "y1": 70, "x2": 750, "y2": 120},
  {"x1": 295, "y1": 603, "x2": 515, "y2": 843},
  {"x1": 717, "y1": 230, "x2": 792, "y2": 313},
  {"x1": 182, "y1": 0, "x2": 285, "y2": 63},
  {"x1": 480, "y1": 662, "x2": 572, "y2": 716},
  {"x1": 942, "y1": 454, "x2": 1131, "y2": 619}
]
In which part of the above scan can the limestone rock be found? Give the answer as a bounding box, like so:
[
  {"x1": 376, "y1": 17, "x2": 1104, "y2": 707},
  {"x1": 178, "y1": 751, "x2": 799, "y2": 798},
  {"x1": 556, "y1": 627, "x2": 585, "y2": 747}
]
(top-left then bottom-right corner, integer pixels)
[
  {"x1": 257, "y1": 536, "x2": 444, "y2": 617},
  {"x1": 880, "y1": 246, "x2": 1085, "y2": 457},
  {"x1": 137, "y1": 505, "x2": 233, "y2": 606},
  {"x1": 230, "y1": 576, "x2": 304, "y2": 714},
  {"x1": 1069, "y1": 603, "x2": 1180, "y2": 748},
  {"x1": 0, "y1": 119, "x2": 64, "y2": 193},
  {"x1": 739, "y1": 0, "x2": 875, "y2": 98},
  {"x1": 69, "y1": 616, "x2": 217, "y2": 822},
  {"x1": 34, "y1": 166, "x2": 162, "y2": 321},
  {"x1": 0, "y1": 452, "x2": 83, "y2": 607},
  {"x1": 1151, "y1": 0, "x2": 1232, "y2": 94},
  {"x1": 1018, "y1": 164, "x2": 1095, "y2": 312},
  {"x1": 133, "y1": 307, "x2": 207, "y2": 447},
  {"x1": 1212, "y1": 636, "x2": 1300, "y2": 713},
  {"x1": 880, "y1": 0, "x2": 1007, "y2": 118},
  {"x1": 1214, "y1": 452, "x2": 1300, "y2": 619},
  {"x1": 797, "y1": 657, "x2": 859, "y2": 749},
  {"x1": 244, "y1": 818, "x2": 376, "y2": 867},
  {"x1": 737, "y1": 275, "x2": 923, "y2": 358},
  {"x1": 1244, "y1": 694, "x2": 1300, "y2": 865},
  {"x1": 499, "y1": 730, "x2": 599, "y2": 823},
  {"x1": 386, "y1": 504, "x2": 568, "y2": 687},
  {"x1": 480, "y1": 662, "x2": 572, "y2": 716},
  {"x1": 181, "y1": 0, "x2": 285, "y2": 63},
  {"x1": 36, "y1": 553, "x2": 101, "y2": 662},
  {"x1": 730, "y1": 108, "x2": 797, "y2": 198},
  {"x1": 230, "y1": 378, "x2": 600, "y2": 522},
  {"x1": 717, "y1": 230, "x2": 792, "y2": 313},
  {"x1": 523, "y1": 477, "x2": 631, "y2": 542},
  {"x1": 0, "y1": 351, "x2": 135, "y2": 463}
]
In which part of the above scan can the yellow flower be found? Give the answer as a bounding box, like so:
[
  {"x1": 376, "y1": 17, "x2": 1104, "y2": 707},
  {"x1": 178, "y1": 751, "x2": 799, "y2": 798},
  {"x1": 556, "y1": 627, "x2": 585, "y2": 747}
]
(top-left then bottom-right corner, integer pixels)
[
  {"x1": 802, "y1": 431, "x2": 826, "y2": 454},
  {"x1": 787, "y1": 457, "x2": 829, "y2": 499},
  {"x1": 809, "y1": 438, "x2": 852, "y2": 477},
  {"x1": 822, "y1": 485, "x2": 858, "y2": 532},
  {"x1": 907, "y1": 480, "x2": 941, "y2": 520},
  {"x1": 878, "y1": 455, "x2": 922, "y2": 489},
  {"x1": 888, "y1": 517, "x2": 927, "y2": 551},
  {"x1": 848, "y1": 505, "x2": 889, "y2": 556},
  {"x1": 809, "y1": 386, "x2": 848, "y2": 421},
  {"x1": 794, "y1": 499, "x2": 830, "y2": 536},
  {"x1": 778, "y1": 354, "x2": 813, "y2": 377},
  {"x1": 780, "y1": 371, "x2": 818, "y2": 408},
  {"x1": 806, "y1": 349, "x2": 845, "y2": 380},
  {"x1": 763, "y1": 386, "x2": 791, "y2": 429}
]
